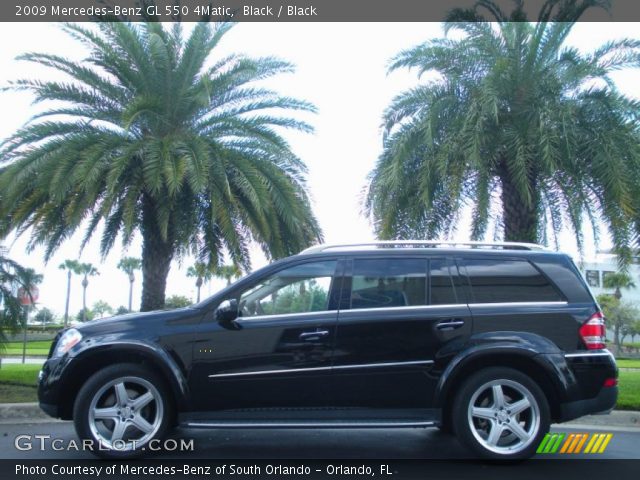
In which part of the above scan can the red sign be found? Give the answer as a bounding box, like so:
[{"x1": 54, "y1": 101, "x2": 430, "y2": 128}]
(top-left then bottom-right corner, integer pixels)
[{"x1": 18, "y1": 286, "x2": 39, "y2": 305}]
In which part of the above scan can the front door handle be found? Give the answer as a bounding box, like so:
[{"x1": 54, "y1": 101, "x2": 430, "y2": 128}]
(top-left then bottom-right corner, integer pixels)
[
  {"x1": 299, "y1": 330, "x2": 330, "y2": 341},
  {"x1": 436, "y1": 319, "x2": 465, "y2": 331}
]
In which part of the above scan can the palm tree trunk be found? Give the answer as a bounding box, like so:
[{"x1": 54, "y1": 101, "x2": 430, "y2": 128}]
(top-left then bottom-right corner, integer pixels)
[
  {"x1": 128, "y1": 279, "x2": 134, "y2": 311},
  {"x1": 63, "y1": 270, "x2": 71, "y2": 327},
  {"x1": 499, "y1": 165, "x2": 539, "y2": 243},
  {"x1": 196, "y1": 285, "x2": 201, "y2": 303},
  {"x1": 82, "y1": 279, "x2": 87, "y2": 322},
  {"x1": 140, "y1": 194, "x2": 174, "y2": 312}
]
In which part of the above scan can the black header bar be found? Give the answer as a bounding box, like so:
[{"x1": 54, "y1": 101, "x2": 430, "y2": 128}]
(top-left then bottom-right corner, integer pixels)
[{"x1": 3, "y1": 0, "x2": 640, "y2": 22}]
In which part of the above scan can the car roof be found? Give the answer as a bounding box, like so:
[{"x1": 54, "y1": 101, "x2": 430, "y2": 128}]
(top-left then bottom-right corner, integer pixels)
[{"x1": 295, "y1": 241, "x2": 568, "y2": 260}]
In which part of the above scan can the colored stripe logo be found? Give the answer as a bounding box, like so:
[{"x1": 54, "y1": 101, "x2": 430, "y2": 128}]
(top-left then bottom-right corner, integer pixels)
[{"x1": 537, "y1": 433, "x2": 613, "y2": 454}]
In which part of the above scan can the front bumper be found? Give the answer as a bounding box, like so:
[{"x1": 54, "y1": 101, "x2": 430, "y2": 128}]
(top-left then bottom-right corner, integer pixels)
[
  {"x1": 39, "y1": 402, "x2": 59, "y2": 418},
  {"x1": 37, "y1": 355, "x2": 73, "y2": 419}
]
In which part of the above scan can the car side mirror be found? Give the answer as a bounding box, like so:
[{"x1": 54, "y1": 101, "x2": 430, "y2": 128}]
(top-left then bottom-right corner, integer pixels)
[{"x1": 215, "y1": 299, "x2": 240, "y2": 329}]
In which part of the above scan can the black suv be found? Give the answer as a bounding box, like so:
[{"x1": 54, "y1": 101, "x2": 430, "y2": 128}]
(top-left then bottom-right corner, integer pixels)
[{"x1": 38, "y1": 241, "x2": 617, "y2": 459}]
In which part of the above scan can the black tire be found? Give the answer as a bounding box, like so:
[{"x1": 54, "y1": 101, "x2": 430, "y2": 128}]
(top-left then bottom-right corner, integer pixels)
[
  {"x1": 73, "y1": 363, "x2": 173, "y2": 459},
  {"x1": 436, "y1": 418, "x2": 453, "y2": 434},
  {"x1": 452, "y1": 367, "x2": 550, "y2": 460}
]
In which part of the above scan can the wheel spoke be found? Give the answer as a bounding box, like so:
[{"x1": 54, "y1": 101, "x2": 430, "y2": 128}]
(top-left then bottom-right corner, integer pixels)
[
  {"x1": 472, "y1": 407, "x2": 495, "y2": 420},
  {"x1": 93, "y1": 406, "x2": 119, "y2": 420},
  {"x1": 131, "y1": 391, "x2": 154, "y2": 410},
  {"x1": 508, "y1": 398, "x2": 531, "y2": 416},
  {"x1": 114, "y1": 382, "x2": 129, "y2": 406},
  {"x1": 130, "y1": 414, "x2": 154, "y2": 434},
  {"x1": 492, "y1": 384, "x2": 506, "y2": 408},
  {"x1": 486, "y1": 421, "x2": 503, "y2": 446},
  {"x1": 110, "y1": 418, "x2": 129, "y2": 442},
  {"x1": 507, "y1": 421, "x2": 531, "y2": 442}
]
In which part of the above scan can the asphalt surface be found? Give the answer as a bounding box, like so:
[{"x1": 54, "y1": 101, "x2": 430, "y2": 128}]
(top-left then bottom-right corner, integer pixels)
[{"x1": 0, "y1": 421, "x2": 638, "y2": 459}]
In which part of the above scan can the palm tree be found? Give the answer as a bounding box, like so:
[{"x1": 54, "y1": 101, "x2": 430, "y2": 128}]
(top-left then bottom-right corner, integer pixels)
[
  {"x1": 0, "y1": 247, "x2": 29, "y2": 345},
  {"x1": 117, "y1": 257, "x2": 142, "y2": 311},
  {"x1": 187, "y1": 262, "x2": 213, "y2": 303},
  {"x1": 17, "y1": 267, "x2": 43, "y2": 363},
  {"x1": 78, "y1": 263, "x2": 99, "y2": 322},
  {"x1": 215, "y1": 264, "x2": 242, "y2": 286},
  {"x1": 0, "y1": 22, "x2": 322, "y2": 312},
  {"x1": 366, "y1": 5, "x2": 640, "y2": 262},
  {"x1": 603, "y1": 271, "x2": 636, "y2": 300},
  {"x1": 58, "y1": 259, "x2": 81, "y2": 327}
]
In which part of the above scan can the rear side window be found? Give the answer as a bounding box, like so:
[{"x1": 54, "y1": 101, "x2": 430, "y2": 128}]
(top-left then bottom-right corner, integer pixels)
[
  {"x1": 430, "y1": 259, "x2": 458, "y2": 305},
  {"x1": 350, "y1": 258, "x2": 426, "y2": 309},
  {"x1": 462, "y1": 258, "x2": 563, "y2": 303}
]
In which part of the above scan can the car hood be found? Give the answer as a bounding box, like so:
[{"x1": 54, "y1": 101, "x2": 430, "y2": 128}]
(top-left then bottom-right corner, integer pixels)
[{"x1": 74, "y1": 307, "x2": 202, "y2": 335}]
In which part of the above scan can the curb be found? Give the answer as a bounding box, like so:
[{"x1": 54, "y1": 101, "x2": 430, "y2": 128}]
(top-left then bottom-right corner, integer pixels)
[
  {"x1": 1, "y1": 402, "x2": 639, "y2": 427},
  {"x1": 564, "y1": 410, "x2": 640, "y2": 428},
  {"x1": 0, "y1": 403, "x2": 56, "y2": 423}
]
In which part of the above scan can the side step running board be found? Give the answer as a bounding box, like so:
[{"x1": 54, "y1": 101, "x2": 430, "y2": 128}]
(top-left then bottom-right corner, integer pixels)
[
  {"x1": 182, "y1": 420, "x2": 437, "y2": 429},
  {"x1": 179, "y1": 408, "x2": 440, "y2": 429}
]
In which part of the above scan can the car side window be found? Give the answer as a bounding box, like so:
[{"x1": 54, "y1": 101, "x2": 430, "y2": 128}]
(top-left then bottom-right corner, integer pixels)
[
  {"x1": 462, "y1": 258, "x2": 563, "y2": 303},
  {"x1": 429, "y1": 259, "x2": 458, "y2": 305},
  {"x1": 238, "y1": 260, "x2": 337, "y2": 318},
  {"x1": 350, "y1": 258, "x2": 426, "y2": 309}
]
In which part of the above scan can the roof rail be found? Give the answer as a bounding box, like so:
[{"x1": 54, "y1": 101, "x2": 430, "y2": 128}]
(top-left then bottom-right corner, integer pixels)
[{"x1": 299, "y1": 240, "x2": 549, "y2": 255}]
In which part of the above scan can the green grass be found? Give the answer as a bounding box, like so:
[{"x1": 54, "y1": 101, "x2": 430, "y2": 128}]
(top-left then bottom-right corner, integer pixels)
[
  {"x1": 617, "y1": 358, "x2": 640, "y2": 369},
  {"x1": 0, "y1": 363, "x2": 40, "y2": 386},
  {"x1": 1, "y1": 340, "x2": 52, "y2": 356},
  {"x1": 617, "y1": 370, "x2": 640, "y2": 411},
  {"x1": 0, "y1": 364, "x2": 39, "y2": 403}
]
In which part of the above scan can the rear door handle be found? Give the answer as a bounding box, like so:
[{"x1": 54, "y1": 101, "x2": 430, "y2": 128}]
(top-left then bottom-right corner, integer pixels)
[
  {"x1": 436, "y1": 319, "x2": 465, "y2": 331},
  {"x1": 299, "y1": 330, "x2": 330, "y2": 341}
]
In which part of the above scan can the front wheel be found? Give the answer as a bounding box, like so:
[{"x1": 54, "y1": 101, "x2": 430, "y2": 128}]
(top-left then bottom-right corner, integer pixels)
[
  {"x1": 73, "y1": 363, "x2": 172, "y2": 458},
  {"x1": 452, "y1": 367, "x2": 550, "y2": 460}
]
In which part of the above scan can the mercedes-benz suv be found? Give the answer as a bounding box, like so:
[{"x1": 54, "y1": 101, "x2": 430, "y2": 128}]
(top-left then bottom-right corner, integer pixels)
[{"x1": 38, "y1": 241, "x2": 618, "y2": 459}]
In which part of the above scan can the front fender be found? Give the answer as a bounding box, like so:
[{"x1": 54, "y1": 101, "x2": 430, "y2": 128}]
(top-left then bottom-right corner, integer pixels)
[{"x1": 65, "y1": 338, "x2": 191, "y2": 410}]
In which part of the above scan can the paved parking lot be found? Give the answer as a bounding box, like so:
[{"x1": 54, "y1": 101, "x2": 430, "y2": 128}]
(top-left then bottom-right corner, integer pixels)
[{"x1": 0, "y1": 421, "x2": 638, "y2": 459}]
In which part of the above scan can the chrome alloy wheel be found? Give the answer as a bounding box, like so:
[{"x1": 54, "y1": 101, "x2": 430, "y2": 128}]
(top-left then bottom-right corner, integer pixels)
[
  {"x1": 88, "y1": 376, "x2": 163, "y2": 451},
  {"x1": 467, "y1": 378, "x2": 540, "y2": 455}
]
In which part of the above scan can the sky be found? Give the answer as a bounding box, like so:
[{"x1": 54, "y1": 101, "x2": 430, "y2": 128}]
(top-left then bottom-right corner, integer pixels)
[{"x1": 1, "y1": 22, "x2": 639, "y2": 318}]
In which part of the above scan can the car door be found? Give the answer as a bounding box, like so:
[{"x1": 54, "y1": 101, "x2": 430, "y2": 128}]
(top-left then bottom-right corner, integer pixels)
[
  {"x1": 189, "y1": 258, "x2": 342, "y2": 411},
  {"x1": 331, "y1": 255, "x2": 472, "y2": 409}
]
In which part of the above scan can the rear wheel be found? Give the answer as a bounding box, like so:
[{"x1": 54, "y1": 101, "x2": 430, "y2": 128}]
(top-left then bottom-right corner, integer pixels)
[
  {"x1": 452, "y1": 367, "x2": 550, "y2": 460},
  {"x1": 73, "y1": 363, "x2": 172, "y2": 458}
]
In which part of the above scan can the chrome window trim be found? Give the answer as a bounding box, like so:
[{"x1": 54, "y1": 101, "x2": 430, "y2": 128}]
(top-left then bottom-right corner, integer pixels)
[
  {"x1": 340, "y1": 301, "x2": 568, "y2": 315},
  {"x1": 236, "y1": 301, "x2": 569, "y2": 319},
  {"x1": 237, "y1": 309, "x2": 338, "y2": 322},
  {"x1": 342, "y1": 304, "x2": 467, "y2": 314},
  {"x1": 209, "y1": 359, "x2": 434, "y2": 379},
  {"x1": 468, "y1": 301, "x2": 568, "y2": 308}
]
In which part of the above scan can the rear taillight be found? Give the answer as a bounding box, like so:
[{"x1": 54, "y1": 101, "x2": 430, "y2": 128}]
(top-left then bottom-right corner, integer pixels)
[
  {"x1": 579, "y1": 311, "x2": 606, "y2": 350},
  {"x1": 603, "y1": 378, "x2": 617, "y2": 387}
]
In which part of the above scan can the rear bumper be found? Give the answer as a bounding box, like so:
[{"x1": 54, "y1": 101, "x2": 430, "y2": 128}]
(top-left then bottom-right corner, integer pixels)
[
  {"x1": 538, "y1": 350, "x2": 618, "y2": 423},
  {"x1": 558, "y1": 385, "x2": 617, "y2": 422}
]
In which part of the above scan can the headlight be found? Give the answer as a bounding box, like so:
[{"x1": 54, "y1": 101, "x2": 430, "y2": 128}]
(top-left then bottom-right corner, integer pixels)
[{"x1": 53, "y1": 329, "x2": 82, "y2": 357}]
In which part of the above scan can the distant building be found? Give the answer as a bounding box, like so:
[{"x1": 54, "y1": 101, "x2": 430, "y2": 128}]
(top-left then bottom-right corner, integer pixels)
[{"x1": 577, "y1": 251, "x2": 640, "y2": 305}]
